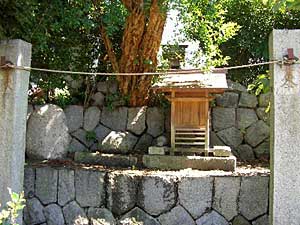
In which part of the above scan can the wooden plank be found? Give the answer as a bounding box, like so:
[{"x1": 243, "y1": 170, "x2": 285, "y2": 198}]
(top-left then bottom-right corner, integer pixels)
[
  {"x1": 175, "y1": 142, "x2": 205, "y2": 145},
  {"x1": 176, "y1": 132, "x2": 205, "y2": 135},
  {"x1": 168, "y1": 97, "x2": 214, "y2": 102},
  {"x1": 176, "y1": 137, "x2": 205, "y2": 140},
  {"x1": 170, "y1": 91, "x2": 175, "y2": 155},
  {"x1": 175, "y1": 127, "x2": 206, "y2": 131}
]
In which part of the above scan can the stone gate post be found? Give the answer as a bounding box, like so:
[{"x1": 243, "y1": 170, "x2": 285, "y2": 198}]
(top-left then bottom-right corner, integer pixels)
[
  {"x1": 0, "y1": 40, "x2": 31, "y2": 210},
  {"x1": 269, "y1": 30, "x2": 300, "y2": 225}
]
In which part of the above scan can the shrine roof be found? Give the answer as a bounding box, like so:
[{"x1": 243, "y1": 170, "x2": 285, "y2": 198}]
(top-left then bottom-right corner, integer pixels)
[{"x1": 152, "y1": 71, "x2": 228, "y2": 92}]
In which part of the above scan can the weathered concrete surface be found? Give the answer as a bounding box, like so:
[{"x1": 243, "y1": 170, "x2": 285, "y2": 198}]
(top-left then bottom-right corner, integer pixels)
[
  {"x1": 269, "y1": 29, "x2": 300, "y2": 225},
  {"x1": 143, "y1": 155, "x2": 236, "y2": 171},
  {"x1": 0, "y1": 40, "x2": 31, "y2": 209},
  {"x1": 74, "y1": 152, "x2": 138, "y2": 167}
]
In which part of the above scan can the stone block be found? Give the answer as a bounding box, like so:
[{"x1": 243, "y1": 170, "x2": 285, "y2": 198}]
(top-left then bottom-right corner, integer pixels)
[
  {"x1": 232, "y1": 215, "x2": 250, "y2": 225},
  {"x1": 92, "y1": 92, "x2": 105, "y2": 107},
  {"x1": 259, "y1": 92, "x2": 270, "y2": 107},
  {"x1": 63, "y1": 201, "x2": 88, "y2": 225},
  {"x1": 213, "y1": 177, "x2": 240, "y2": 221},
  {"x1": 216, "y1": 92, "x2": 239, "y2": 108},
  {"x1": 88, "y1": 208, "x2": 116, "y2": 225},
  {"x1": 196, "y1": 210, "x2": 228, "y2": 225},
  {"x1": 72, "y1": 128, "x2": 95, "y2": 148},
  {"x1": 44, "y1": 204, "x2": 65, "y2": 225},
  {"x1": 68, "y1": 138, "x2": 87, "y2": 152},
  {"x1": 143, "y1": 155, "x2": 236, "y2": 171},
  {"x1": 237, "y1": 144, "x2": 255, "y2": 160},
  {"x1": 245, "y1": 120, "x2": 269, "y2": 147},
  {"x1": 252, "y1": 214, "x2": 269, "y2": 225},
  {"x1": 153, "y1": 135, "x2": 168, "y2": 147},
  {"x1": 107, "y1": 172, "x2": 139, "y2": 216},
  {"x1": 212, "y1": 108, "x2": 236, "y2": 131},
  {"x1": 239, "y1": 176, "x2": 269, "y2": 220},
  {"x1": 58, "y1": 169, "x2": 75, "y2": 206},
  {"x1": 26, "y1": 104, "x2": 70, "y2": 159},
  {"x1": 74, "y1": 152, "x2": 138, "y2": 168},
  {"x1": 119, "y1": 207, "x2": 159, "y2": 225},
  {"x1": 236, "y1": 108, "x2": 258, "y2": 130},
  {"x1": 100, "y1": 131, "x2": 138, "y2": 153},
  {"x1": 23, "y1": 197, "x2": 46, "y2": 225},
  {"x1": 94, "y1": 124, "x2": 111, "y2": 143},
  {"x1": 217, "y1": 127, "x2": 243, "y2": 148},
  {"x1": 134, "y1": 133, "x2": 153, "y2": 153},
  {"x1": 213, "y1": 146, "x2": 232, "y2": 157},
  {"x1": 83, "y1": 106, "x2": 101, "y2": 131},
  {"x1": 24, "y1": 167, "x2": 35, "y2": 199},
  {"x1": 254, "y1": 140, "x2": 270, "y2": 158},
  {"x1": 146, "y1": 107, "x2": 165, "y2": 137},
  {"x1": 138, "y1": 176, "x2": 176, "y2": 216},
  {"x1": 148, "y1": 146, "x2": 167, "y2": 155},
  {"x1": 209, "y1": 131, "x2": 225, "y2": 147},
  {"x1": 238, "y1": 93, "x2": 258, "y2": 108},
  {"x1": 64, "y1": 105, "x2": 84, "y2": 132},
  {"x1": 97, "y1": 81, "x2": 108, "y2": 93},
  {"x1": 127, "y1": 107, "x2": 147, "y2": 135},
  {"x1": 227, "y1": 79, "x2": 247, "y2": 92},
  {"x1": 75, "y1": 170, "x2": 105, "y2": 207},
  {"x1": 179, "y1": 177, "x2": 213, "y2": 219},
  {"x1": 35, "y1": 167, "x2": 58, "y2": 204},
  {"x1": 101, "y1": 107, "x2": 128, "y2": 131},
  {"x1": 158, "y1": 205, "x2": 195, "y2": 225},
  {"x1": 256, "y1": 107, "x2": 270, "y2": 124}
]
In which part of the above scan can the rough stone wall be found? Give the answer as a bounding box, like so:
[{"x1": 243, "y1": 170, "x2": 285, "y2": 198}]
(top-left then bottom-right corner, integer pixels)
[
  {"x1": 23, "y1": 165, "x2": 269, "y2": 225},
  {"x1": 210, "y1": 80, "x2": 270, "y2": 160},
  {"x1": 26, "y1": 80, "x2": 270, "y2": 161}
]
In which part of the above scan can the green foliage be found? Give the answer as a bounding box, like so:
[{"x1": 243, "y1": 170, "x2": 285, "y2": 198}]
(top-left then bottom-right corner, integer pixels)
[
  {"x1": 0, "y1": 190, "x2": 25, "y2": 225},
  {"x1": 175, "y1": 0, "x2": 240, "y2": 68},
  {"x1": 221, "y1": 0, "x2": 300, "y2": 84},
  {"x1": 86, "y1": 131, "x2": 96, "y2": 142},
  {"x1": 248, "y1": 72, "x2": 270, "y2": 96}
]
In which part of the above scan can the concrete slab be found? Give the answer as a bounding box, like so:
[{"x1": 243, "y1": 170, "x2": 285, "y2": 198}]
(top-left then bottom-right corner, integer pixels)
[
  {"x1": 269, "y1": 29, "x2": 300, "y2": 225},
  {"x1": 213, "y1": 146, "x2": 232, "y2": 157},
  {"x1": 148, "y1": 146, "x2": 168, "y2": 155},
  {"x1": 74, "y1": 152, "x2": 138, "y2": 168},
  {"x1": 142, "y1": 155, "x2": 236, "y2": 171}
]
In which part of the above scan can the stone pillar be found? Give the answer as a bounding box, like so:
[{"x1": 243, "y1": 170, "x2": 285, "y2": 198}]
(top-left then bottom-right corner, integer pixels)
[
  {"x1": 269, "y1": 30, "x2": 300, "y2": 225},
  {"x1": 0, "y1": 40, "x2": 31, "y2": 206}
]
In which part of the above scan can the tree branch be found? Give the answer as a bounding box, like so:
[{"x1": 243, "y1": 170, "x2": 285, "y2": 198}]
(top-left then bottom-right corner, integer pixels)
[{"x1": 99, "y1": 24, "x2": 119, "y2": 73}]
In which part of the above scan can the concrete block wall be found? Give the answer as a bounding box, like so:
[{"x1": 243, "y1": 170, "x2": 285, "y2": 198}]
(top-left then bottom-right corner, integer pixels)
[{"x1": 23, "y1": 165, "x2": 269, "y2": 225}]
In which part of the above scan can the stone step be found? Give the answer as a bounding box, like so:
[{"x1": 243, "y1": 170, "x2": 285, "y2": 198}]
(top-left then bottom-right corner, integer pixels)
[{"x1": 143, "y1": 155, "x2": 236, "y2": 171}]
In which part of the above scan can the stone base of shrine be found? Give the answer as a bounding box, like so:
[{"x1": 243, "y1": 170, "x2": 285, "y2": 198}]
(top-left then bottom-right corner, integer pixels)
[{"x1": 142, "y1": 154, "x2": 236, "y2": 171}]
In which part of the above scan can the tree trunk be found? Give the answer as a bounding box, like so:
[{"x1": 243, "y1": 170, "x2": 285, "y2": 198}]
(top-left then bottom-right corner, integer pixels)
[{"x1": 101, "y1": 0, "x2": 168, "y2": 106}]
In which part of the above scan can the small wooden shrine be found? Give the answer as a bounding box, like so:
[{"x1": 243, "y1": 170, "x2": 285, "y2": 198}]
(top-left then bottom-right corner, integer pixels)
[{"x1": 152, "y1": 71, "x2": 228, "y2": 156}]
